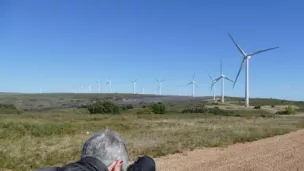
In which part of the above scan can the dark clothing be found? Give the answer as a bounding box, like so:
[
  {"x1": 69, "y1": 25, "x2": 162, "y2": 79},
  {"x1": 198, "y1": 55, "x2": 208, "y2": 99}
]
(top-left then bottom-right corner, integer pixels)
[
  {"x1": 34, "y1": 156, "x2": 156, "y2": 171},
  {"x1": 127, "y1": 156, "x2": 156, "y2": 171},
  {"x1": 33, "y1": 157, "x2": 109, "y2": 171}
]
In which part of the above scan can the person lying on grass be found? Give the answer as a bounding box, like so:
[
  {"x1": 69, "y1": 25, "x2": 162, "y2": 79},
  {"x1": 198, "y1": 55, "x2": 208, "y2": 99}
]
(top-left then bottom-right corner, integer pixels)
[{"x1": 33, "y1": 129, "x2": 156, "y2": 171}]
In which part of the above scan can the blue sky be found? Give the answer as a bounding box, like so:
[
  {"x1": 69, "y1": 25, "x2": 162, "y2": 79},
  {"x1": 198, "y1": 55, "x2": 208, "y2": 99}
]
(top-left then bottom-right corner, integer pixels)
[{"x1": 1, "y1": 0, "x2": 303, "y2": 100}]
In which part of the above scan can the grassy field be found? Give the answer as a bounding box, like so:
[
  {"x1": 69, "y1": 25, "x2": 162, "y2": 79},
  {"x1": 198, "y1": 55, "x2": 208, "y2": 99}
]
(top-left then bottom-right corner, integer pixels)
[
  {"x1": 1, "y1": 93, "x2": 304, "y2": 171},
  {"x1": 1, "y1": 112, "x2": 304, "y2": 171}
]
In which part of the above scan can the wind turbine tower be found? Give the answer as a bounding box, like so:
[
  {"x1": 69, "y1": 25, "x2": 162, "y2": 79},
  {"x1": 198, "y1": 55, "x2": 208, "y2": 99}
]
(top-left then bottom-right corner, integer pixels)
[
  {"x1": 228, "y1": 33, "x2": 279, "y2": 107},
  {"x1": 131, "y1": 79, "x2": 137, "y2": 94},
  {"x1": 211, "y1": 60, "x2": 234, "y2": 103},
  {"x1": 185, "y1": 74, "x2": 199, "y2": 97}
]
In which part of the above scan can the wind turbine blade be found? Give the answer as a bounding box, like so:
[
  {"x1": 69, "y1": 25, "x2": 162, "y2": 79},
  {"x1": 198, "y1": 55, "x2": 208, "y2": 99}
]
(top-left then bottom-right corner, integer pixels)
[
  {"x1": 207, "y1": 74, "x2": 213, "y2": 81},
  {"x1": 211, "y1": 77, "x2": 221, "y2": 90},
  {"x1": 155, "y1": 78, "x2": 159, "y2": 82},
  {"x1": 233, "y1": 58, "x2": 246, "y2": 88},
  {"x1": 225, "y1": 77, "x2": 234, "y2": 83},
  {"x1": 161, "y1": 79, "x2": 165, "y2": 82},
  {"x1": 192, "y1": 73, "x2": 196, "y2": 80},
  {"x1": 185, "y1": 82, "x2": 192, "y2": 86},
  {"x1": 248, "y1": 47, "x2": 279, "y2": 56},
  {"x1": 221, "y1": 59, "x2": 223, "y2": 75},
  {"x1": 228, "y1": 33, "x2": 247, "y2": 56},
  {"x1": 213, "y1": 77, "x2": 221, "y2": 83},
  {"x1": 195, "y1": 83, "x2": 199, "y2": 88}
]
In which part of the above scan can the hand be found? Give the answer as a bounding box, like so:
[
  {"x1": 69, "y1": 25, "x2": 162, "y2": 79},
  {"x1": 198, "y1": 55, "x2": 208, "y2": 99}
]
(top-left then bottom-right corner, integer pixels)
[{"x1": 108, "y1": 160, "x2": 123, "y2": 171}]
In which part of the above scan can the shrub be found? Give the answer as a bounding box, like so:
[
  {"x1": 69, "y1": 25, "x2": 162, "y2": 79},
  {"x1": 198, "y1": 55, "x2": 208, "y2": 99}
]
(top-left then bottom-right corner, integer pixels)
[
  {"x1": 150, "y1": 102, "x2": 166, "y2": 114},
  {"x1": 0, "y1": 104, "x2": 21, "y2": 114},
  {"x1": 126, "y1": 104, "x2": 133, "y2": 109},
  {"x1": 276, "y1": 105, "x2": 295, "y2": 115},
  {"x1": 78, "y1": 104, "x2": 88, "y2": 108},
  {"x1": 120, "y1": 105, "x2": 127, "y2": 111},
  {"x1": 286, "y1": 105, "x2": 295, "y2": 114},
  {"x1": 181, "y1": 106, "x2": 232, "y2": 116},
  {"x1": 254, "y1": 105, "x2": 261, "y2": 109},
  {"x1": 181, "y1": 107, "x2": 208, "y2": 114},
  {"x1": 271, "y1": 105, "x2": 275, "y2": 108},
  {"x1": 87, "y1": 100, "x2": 120, "y2": 114},
  {"x1": 208, "y1": 107, "x2": 231, "y2": 116}
]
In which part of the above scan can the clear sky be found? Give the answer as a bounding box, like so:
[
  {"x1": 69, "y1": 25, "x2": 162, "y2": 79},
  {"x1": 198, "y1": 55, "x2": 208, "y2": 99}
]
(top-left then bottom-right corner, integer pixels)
[{"x1": 1, "y1": 0, "x2": 303, "y2": 100}]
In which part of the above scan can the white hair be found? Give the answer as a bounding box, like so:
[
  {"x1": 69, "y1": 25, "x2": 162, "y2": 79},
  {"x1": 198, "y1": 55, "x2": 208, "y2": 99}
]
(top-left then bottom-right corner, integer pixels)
[{"x1": 81, "y1": 129, "x2": 129, "y2": 171}]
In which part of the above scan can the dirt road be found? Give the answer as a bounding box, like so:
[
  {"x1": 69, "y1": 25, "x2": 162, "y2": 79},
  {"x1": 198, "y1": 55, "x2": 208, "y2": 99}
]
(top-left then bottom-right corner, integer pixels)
[{"x1": 155, "y1": 129, "x2": 304, "y2": 171}]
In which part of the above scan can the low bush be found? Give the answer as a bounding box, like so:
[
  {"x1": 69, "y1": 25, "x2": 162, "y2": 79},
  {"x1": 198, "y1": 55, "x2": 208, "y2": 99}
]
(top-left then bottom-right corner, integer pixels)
[
  {"x1": 149, "y1": 102, "x2": 166, "y2": 114},
  {"x1": 182, "y1": 107, "x2": 208, "y2": 113},
  {"x1": 87, "y1": 100, "x2": 120, "y2": 114},
  {"x1": 276, "y1": 105, "x2": 295, "y2": 115},
  {"x1": 182, "y1": 106, "x2": 231, "y2": 116},
  {"x1": 254, "y1": 105, "x2": 261, "y2": 109},
  {"x1": 126, "y1": 104, "x2": 133, "y2": 109},
  {"x1": 0, "y1": 104, "x2": 21, "y2": 114},
  {"x1": 77, "y1": 104, "x2": 88, "y2": 108}
]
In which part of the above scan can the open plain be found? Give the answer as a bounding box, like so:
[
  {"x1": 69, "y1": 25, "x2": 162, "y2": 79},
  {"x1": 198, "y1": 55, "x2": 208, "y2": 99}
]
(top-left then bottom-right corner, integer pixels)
[{"x1": 0, "y1": 94, "x2": 304, "y2": 171}]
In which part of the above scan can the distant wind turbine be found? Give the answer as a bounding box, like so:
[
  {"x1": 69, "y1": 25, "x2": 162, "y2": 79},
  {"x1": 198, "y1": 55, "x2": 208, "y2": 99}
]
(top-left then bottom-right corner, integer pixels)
[
  {"x1": 96, "y1": 80, "x2": 101, "y2": 93},
  {"x1": 185, "y1": 73, "x2": 199, "y2": 97},
  {"x1": 211, "y1": 60, "x2": 234, "y2": 103},
  {"x1": 228, "y1": 33, "x2": 279, "y2": 107},
  {"x1": 155, "y1": 78, "x2": 165, "y2": 95},
  {"x1": 88, "y1": 84, "x2": 91, "y2": 93},
  {"x1": 131, "y1": 79, "x2": 137, "y2": 94},
  {"x1": 106, "y1": 77, "x2": 112, "y2": 93},
  {"x1": 142, "y1": 87, "x2": 145, "y2": 94}
]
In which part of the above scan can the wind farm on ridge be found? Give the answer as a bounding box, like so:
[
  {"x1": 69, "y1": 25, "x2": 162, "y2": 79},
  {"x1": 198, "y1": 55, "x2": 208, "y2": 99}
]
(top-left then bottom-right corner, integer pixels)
[{"x1": 67, "y1": 33, "x2": 279, "y2": 108}]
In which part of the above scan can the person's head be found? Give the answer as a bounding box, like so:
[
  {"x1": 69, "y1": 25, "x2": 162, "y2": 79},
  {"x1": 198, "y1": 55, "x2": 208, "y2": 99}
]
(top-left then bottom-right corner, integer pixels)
[{"x1": 81, "y1": 129, "x2": 129, "y2": 171}]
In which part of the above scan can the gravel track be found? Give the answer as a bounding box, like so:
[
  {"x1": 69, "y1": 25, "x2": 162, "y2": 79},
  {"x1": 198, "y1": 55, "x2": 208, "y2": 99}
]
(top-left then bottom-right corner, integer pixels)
[{"x1": 155, "y1": 129, "x2": 304, "y2": 171}]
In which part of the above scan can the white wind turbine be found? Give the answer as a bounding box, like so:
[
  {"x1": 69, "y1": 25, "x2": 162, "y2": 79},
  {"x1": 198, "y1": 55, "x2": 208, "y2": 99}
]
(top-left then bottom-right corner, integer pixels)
[
  {"x1": 142, "y1": 87, "x2": 145, "y2": 94},
  {"x1": 88, "y1": 84, "x2": 91, "y2": 93},
  {"x1": 80, "y1": 85, "x2": 84, "y2": 93},
  {"x1": 106, "y1": 77, "x2": 112, "y2": 93},
  {"x1": 185, "y1": 74, "x2": 199, "y2": 97},
  {"x1": 131, "y1": 79, "x2": 137, "y2": 94},
  {"x1": 155, "y1": 78, "x2": 165, "y2": 95},
  {"x1": 228, "y1": 33, "x2": 279, "y2": 107},
  {"x1": 96, "y1": 80, "x2": 101, "y2": 93},
  {"x1": 211, "y1": 60, "x2": 234, "y2": 103}
]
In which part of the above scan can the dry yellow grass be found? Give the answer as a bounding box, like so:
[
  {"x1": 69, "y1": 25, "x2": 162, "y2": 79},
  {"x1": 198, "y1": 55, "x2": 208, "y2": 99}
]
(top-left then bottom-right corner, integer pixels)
[{"x1": 1, "y1": 113, "x2": 304, "y2": 171}]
